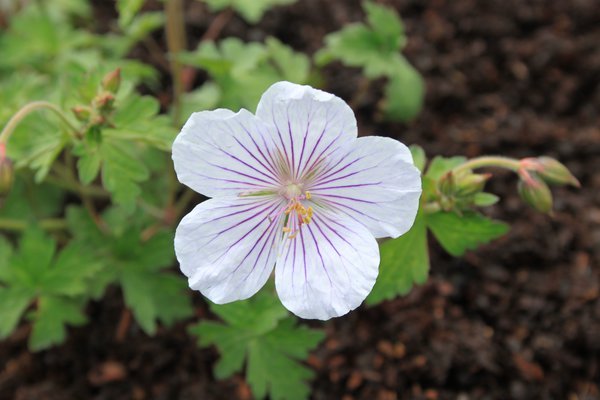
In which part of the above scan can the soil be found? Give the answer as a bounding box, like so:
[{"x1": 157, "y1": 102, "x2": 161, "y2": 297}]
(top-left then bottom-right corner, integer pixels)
[{"x1": 1, "y1": 0, "x2": 599, "y2": 399}]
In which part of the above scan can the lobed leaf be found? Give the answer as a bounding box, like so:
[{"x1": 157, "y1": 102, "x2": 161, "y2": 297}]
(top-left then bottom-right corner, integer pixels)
[
  {"x1": 190, "y1": 291, "x2": 324, "y2": 400},
  {"x1": 367, "y1": 213, "x2": 429, "y2": 304},
  {"x1": 427, "y1": 211, "x2": 509, "y2": 256}
]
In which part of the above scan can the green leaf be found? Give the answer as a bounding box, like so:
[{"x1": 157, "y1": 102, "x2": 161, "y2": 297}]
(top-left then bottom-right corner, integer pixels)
[
  {"x1": 202, "y1": 0, "x2": 297, "y2": 23},
  {"x1": 315, "y1": 1, "x2": 407, "y2": 78},
  {"x1": 67, "y1": 207, "x2": 193, "y2": 332},
  {"x1": 427, "y1": 211, "x2": 509, "y2": 256},
  {"x1": 191, "y1": 292, "x2": 325, "y2": 400},
  {"x1": 0, "y1": 227, "x2": 101, "y2": 349},
  {"x1": 0, "y1": 286, "x2": 34, "y2": 339},
  {"x1": 29, "y1": 296, "x2": 87, "y2": 351},
  {"x1": 76, "y1": 147, "x2": 102, "y2": 184},
  {"x1": 474, "y1": 192, "x2": 500, "y2": 207},
  {"x1": 364, "y1": 0, "x2": 406, "y2": 50},
  {"x1": 180, "y1": 37, "x2": 310, "y2": 110},
  {"x1": 39, "y1": 242, "x2": 102, "y2": 296},
  {"x1": 100, "y1": 139, "x2": 149, "y2": 210},
  {"x1": 0, "y1": 177, "x2": 65, "y2": 223},
  {"x1": 409, "y1": 144, "x2": 426, "y2": 172},
  {"x1": 383, "y1": 58, "x2": 425, "y2": 121},
  {"x1": 367, "y1": 213, "x2": 429, "y2": 304},
  {"x1": 117, "y1": 0, "x2": 145, "y2": 28},
  {"x1": 121, "y1": 268, "x2": 191, "y2": 335},
  {"x1": 425, "y1": 155, "x2": 467, "y2": 180}
]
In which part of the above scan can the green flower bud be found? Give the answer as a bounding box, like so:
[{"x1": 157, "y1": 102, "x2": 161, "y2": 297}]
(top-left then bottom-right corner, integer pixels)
[
  {"x1": 101, "y1": 68, "x2": 121, "y2": 94},
  {"x1": 533, "y1": 157, "x2": 580, "y2": 187},
  {"x1": 455, "y1": 173, "x2": 491, "y2": 197},
  {"x1": 438, "y1": 171, "x2": 455, "y2": 197},
  {"x1": 518, "y1": 172, "x2": 553, "y2": 214},
  {"x1": 72, "y1": 105, "x2": 92, "y2": 122},
  {"x1": 0, "y1": 144, "x2": 14, "y2": 199}
]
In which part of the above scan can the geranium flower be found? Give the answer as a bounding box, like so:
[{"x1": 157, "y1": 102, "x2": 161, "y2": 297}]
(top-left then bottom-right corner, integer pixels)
[{"x1": 173, "y1": 81, "x2": 421, "y2": 320}]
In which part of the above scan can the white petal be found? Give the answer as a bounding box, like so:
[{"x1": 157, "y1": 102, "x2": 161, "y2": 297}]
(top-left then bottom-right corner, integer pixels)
[
  {"x1": 308, "y1": 136, "x2": 422, "y2": 238},
  {"x1": 172, "y1": 109, "x2": 282, "y2": 198},
  {"x1": 256, "y1": 81, "x2": 357, "y2": 181},
  {"x1": 175, "y1": 196, "x2": 285, "y2": 304},
  {"x1": 275, "y1": 212, "x2": 379, "y2": 320}
]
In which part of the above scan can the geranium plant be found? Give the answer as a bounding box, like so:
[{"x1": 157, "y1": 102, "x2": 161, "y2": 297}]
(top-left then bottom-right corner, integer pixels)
[{"x1": 0, "y1": 1, "x2": 580, "y2": 399}]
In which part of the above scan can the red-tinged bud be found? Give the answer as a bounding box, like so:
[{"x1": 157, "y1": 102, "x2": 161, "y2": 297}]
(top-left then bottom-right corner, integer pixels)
[
  {"x1": 455, "y1": 173, "x2": 491, "y2": 197},
  {"x1": 94, "y1": 92, "x2": 115, "y2": 113},
  {"x1": 101, "y1": 68, "x2": 121, "y2": 94},
  {"x1": 72, "y1": 105, "x2": 92, "y2": 122},
  {"x1": 525, "y1": 156, "x2": 580, "y2": 188},
  {"x1": 518, "y1": 172, "x2": 553, "y2": 214},
  {"x1": 0, "y1": 143, "x2": 14, "y2": 198}
]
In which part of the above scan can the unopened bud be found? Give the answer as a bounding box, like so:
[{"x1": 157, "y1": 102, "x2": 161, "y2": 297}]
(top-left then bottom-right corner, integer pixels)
[
  {"x1": 72, "y1": 105, "x2": 92, "y2": 122},
  {"x1": 0, "y1": 143, "x2": 14, "y2": 198},
  {"x1": 94, "y1": 92, "x2": 115, "y2": 113},
  {"x1": 518, "y1": 172, "x2": 553, "y2": 214},
  {"x1": 101, "y1": 68, "x2": 121, "y2": 94},
  {"x1": 456, "y1": 173, "x2": 491, "y2": 197},
  {"x1": 438, "y1": 171, "x2": 455, "y2": 196},
  {"x1": 526, "y1": 156, "x2": 580, "y2": 188}
]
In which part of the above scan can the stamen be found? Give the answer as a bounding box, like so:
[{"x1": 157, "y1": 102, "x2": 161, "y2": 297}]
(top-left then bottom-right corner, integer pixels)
[{"x1": 305, "y1": 191, "x2": 311, "y2": 200}]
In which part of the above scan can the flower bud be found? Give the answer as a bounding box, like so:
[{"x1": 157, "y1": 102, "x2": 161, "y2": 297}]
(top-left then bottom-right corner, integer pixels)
[
  {"x1": 518, "y1": 172, "x2": 553, "y2": 214},
  {"x1": 532, "y1": 156, "x2": 580, "y2": 187},
  {"x1": 0, "y1": 144, "x2": 14, "y2": 198},
  {"x1": 455, "y1": 173, "x2": 491, "y2": 197},
  {"x1": 72, "y1": 105, "x2": 92, "y2": 122},
  {"x1": 94, "y1": 92, "x2": 115, "y2": 113},
  {"x1": 438, "y1": 171, "x2": 455, "y2": 197},
  {"x1": 101, "y1": 68, "x2": 121, "y2": 94}
]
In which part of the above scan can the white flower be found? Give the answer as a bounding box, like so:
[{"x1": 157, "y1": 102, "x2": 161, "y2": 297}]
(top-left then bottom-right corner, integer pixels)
[{"x1": 172, "y1": 81, "x2": 421, "y2": 320}]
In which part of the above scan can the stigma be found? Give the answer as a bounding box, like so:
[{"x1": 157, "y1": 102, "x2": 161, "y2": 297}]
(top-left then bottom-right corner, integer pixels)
[{"x1": 279, "y1": 191, "x2": 313, "y2": 239}]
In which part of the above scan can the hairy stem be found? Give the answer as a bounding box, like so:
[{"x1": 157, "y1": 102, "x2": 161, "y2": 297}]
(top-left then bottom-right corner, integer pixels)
[
  {"x1": 452, "y1": 156, "x2": 521, "y2": 175},
  {"x1": 0, "y1": 101, "x2": 79, "y2": 144},
  {"x1": 0, "y1": 217, "x2": 67, "y2": 231},
  {"x1": 165, "y1": 0, "x2": 187, "y2": 127}
]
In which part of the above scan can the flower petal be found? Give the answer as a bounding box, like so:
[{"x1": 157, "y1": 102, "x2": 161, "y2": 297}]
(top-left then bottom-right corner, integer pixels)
[
  {"x1": 308, "y1": 136, "x2": 422, "y2": 238},
  {"x1": 275, "y1": 212, "x2": 379, "y2": 320},
  {"x1": 172, "y1": 109, "x2": 282, "y2": 198},
  {"x1": 256, "y1": 81, "x2": 357, "y2": 181},
  {"x1": 175, "y1": 196, "x2": 285, "y2": 304}
]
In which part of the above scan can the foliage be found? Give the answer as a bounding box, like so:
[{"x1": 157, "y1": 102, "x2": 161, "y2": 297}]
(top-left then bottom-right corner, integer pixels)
[
  {"x1": 368, "y1": 146, "x2": 509, "y2": 304},
  {"x1": 190, "y1": 291, "x2": 325, "y2": 400},
  {"x1": 201, "y1": 0, "x2": 298, "y2": 23},
  {"x1": 180, "y1": 37, "x2": 311, "y2": 111},
  {"x1": 316, "y1": 0, "x2": 424, "y2": 121},
  {"x1": 0, "y1": 228, "x2": 100, "y2": 350}
]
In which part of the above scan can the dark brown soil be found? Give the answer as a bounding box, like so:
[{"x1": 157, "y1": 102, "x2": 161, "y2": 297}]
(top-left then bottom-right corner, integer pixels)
[{"x1": 1, "y1": 0, "x2": 599, "y2": 399}]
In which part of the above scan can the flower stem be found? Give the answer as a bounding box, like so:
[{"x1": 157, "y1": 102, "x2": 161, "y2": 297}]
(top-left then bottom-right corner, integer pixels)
[
  {"x1": 0, "y1": 101, "x2": 79, "y2": 145},
  {"x1": 164, "y1": 0, "x2": 187, "y2": 127},
  {"x1": 0, "y1": 217, "x2": 67, "y2": 231},
  {"x1": 452, "y1": 156, "x2": 521, "y2": 175}
]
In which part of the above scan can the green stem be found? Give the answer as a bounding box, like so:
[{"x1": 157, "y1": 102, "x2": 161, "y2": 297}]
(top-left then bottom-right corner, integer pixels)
[
  {"x1": 165, "y1": 0, "x2": 187, "y2": 127},
  {"x1": 452, "y1": 156, "x2": 521, "y2": 175},
  {"x1": 0, "y1": 101, "x2": 79, "y2": 144},
  {"x1": 0, "y1": 217, "x2": 67, "y2": 231},
  {"x1": 44, "y1": 174, "x2": 109, "y2": 198}
]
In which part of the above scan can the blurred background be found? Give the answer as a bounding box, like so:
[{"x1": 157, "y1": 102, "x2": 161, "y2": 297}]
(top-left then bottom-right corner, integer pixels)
[{"x1": 0, "y1": 0, "x2": 599, "y2": 399}]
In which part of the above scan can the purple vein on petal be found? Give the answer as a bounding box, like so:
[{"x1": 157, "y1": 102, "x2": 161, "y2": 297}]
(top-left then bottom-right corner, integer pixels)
[
  {"x1": 206, "y1": 161, "x2": 277, "y2": 186},
  {"x1": 235, "y1": 121, "x2": 281, "y2": 180},
  {"x1": 305, "y1": 222, "x2": 333, "y2": 286}
]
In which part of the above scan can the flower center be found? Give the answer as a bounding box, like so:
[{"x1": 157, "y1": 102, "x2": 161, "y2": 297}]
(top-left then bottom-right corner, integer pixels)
[
  {"x1": 272, "y1": 184, "x2": 313, "y2": 239},
  {"x1": 283, "y1": 182, "x2": 303, "y2": 199}
]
